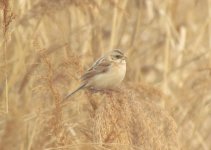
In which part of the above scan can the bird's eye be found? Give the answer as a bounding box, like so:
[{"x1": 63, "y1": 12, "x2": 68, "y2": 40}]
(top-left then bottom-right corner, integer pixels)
[{"x1": 115, "y1": 55, "x2": 122, "y2": 59}]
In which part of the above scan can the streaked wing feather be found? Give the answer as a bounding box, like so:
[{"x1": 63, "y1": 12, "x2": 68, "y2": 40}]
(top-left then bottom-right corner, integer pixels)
[{"x1": 81, "y1": 57, "x2": 110, "y2": 82}]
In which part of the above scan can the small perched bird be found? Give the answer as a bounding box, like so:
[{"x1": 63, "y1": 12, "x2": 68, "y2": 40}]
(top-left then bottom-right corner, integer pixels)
[{"x1": 65, "y1": 49, "x2": 126, "y2": 99}]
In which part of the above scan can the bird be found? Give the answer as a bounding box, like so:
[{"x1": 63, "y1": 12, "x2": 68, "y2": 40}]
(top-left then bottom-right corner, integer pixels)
[{"x1": 64, "y1": 49, "x2": 126, "y2": 100}]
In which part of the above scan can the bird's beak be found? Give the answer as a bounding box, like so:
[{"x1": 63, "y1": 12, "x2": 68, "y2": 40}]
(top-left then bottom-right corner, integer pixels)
[{"x1": 123, "y1": 56, "x2": 127, "y2": 60}]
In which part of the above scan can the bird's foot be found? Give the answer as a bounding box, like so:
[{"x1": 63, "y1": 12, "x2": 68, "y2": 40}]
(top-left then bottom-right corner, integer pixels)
[{"x1": 89, "y1": 88, "x2": 101, "y2": 93}]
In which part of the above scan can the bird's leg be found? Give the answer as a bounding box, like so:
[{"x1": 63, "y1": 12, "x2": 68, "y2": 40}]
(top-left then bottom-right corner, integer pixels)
[
  {"x1": 89, "y1": 88, "x2": 101, "y2": 93},
  {"x1": 101, "y1": 89, "x2": 111, "y2": 94}
]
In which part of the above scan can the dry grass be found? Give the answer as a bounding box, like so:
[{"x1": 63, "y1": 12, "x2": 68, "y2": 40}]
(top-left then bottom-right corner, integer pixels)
[{"x1": 0, "y1": 0, "x2": 211, "y2": 149}]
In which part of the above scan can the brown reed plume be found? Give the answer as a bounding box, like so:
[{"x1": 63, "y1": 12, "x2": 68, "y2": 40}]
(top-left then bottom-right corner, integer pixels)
[
  {"x1": 32, "y1": 39, "x2": 69, "y2": 147},
  {"x1": 1, "y1": 0, "x2": 15, "y2": 114}
]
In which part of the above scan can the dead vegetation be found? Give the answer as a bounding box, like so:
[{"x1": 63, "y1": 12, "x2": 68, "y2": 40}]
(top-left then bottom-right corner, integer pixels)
[{"x1": 0, "y1": 0, "x2": 211, "y2": 149}]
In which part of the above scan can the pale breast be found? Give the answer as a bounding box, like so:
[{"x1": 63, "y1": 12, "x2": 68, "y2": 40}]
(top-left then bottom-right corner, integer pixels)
[{"x1": 87, "y1": 62, "x2": 126, "y2": 89}]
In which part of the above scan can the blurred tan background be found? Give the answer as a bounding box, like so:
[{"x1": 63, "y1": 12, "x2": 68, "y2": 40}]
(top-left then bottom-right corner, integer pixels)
[{"x1": 0, "y1": 0, "x2": 211, "y2": 149}]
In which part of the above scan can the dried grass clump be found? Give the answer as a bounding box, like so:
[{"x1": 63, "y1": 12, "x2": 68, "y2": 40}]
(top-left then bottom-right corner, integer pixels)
[{"x1": 92, "y1": 87, "x2": 179, "y2": 150}]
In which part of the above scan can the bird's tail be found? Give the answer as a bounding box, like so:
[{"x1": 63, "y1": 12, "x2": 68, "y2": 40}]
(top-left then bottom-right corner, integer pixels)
[{"x1": 64, "y1": 84, "x2": 86, "y2": 100}]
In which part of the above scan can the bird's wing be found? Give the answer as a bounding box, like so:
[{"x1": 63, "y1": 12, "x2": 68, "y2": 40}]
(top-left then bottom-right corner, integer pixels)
[{"x1": 81, "y1": 57, "x2": 111, "y2": 83}]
